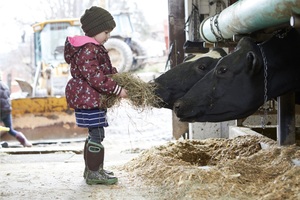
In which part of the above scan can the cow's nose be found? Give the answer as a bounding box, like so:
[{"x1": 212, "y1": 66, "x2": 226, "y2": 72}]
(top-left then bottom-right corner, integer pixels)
[
  {"x1": 149, "y1": 81, "x2": 158, "y2": 87},
  {"x1": 149, "y1": 82, "x2": 159, "y2": 92},
  {"x1": 173, "y1": 100, "x2": 182, "y2": 115}
]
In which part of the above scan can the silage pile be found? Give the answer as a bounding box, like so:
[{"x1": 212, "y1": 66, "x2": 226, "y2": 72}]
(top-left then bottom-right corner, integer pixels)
[{"x1": 121, "y1": 135, "x2": 300, "y2": 200}]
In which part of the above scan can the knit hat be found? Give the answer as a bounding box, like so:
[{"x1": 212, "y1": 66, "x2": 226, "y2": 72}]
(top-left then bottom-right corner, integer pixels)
[{"x1": 80, "y1": 6, "x2": 116, "y2": 37}]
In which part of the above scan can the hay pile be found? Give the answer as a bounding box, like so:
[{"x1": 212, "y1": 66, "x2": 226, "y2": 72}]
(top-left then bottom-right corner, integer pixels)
[
  {"x1": 120, "y1": 135, "x2": 300, "y2": 199},
  {"x1": 101, "y1": 73, "x2": 162, "y2": 109}
]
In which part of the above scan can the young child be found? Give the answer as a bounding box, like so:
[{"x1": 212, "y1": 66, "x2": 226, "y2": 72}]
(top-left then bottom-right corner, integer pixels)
[
  {"x1": 64, "y1": 6, "x2": 127, "y2": 185},
  {"x1": 0, "y1": 78, "x2": 32, "y2": 147}
]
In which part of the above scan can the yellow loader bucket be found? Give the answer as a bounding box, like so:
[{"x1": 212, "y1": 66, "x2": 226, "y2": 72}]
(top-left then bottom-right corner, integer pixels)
[
  {"x1": 12, "y1": 97, "x2": 70, "y2": 116},
  {"x1": 4, "y1": 97, "x2": 87, "y2": 142},
  {"x1": 0, "y1": 126, "x2": 10, "y2": 132}
]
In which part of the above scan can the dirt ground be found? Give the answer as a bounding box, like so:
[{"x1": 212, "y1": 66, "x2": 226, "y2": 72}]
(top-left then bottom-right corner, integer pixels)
[
  {"x1": 0, "y1": 101, "x2": 174, "y2": 200},
  {"x1": 1, "y1": 136, "x2": 300, "y2": 200}
]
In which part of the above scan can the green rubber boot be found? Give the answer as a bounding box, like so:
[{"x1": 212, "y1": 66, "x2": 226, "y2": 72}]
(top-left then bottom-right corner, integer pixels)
[
  {"x1": 83, "y1": 139, "x2": 114, "y2": 179},
  {"x1": 83, "y1": 138, "x2": 88, "y2": 179},
  {"x1": 85, "y1": 141, "x2": 118, "y2": 185}
]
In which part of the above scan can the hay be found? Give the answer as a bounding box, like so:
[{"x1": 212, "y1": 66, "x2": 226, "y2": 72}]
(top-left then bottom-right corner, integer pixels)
[
  {"x1": 119, "y1": 135, "x2": 300, "y2": 199},
  {"x1": 100, "y1": 73, "x2": 162, "y2": 109}
]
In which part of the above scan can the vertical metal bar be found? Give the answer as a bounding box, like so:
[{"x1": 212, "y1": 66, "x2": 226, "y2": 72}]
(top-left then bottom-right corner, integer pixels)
[
  {"x1": 168, "y1": 0, "x2": 187, "y2": 139},
  {"x1": 277, "y1": 92, "x2": 296, "y2": 145},
  {"x1": 168, "y1": 0, "x2": 186, "y2": 67}
]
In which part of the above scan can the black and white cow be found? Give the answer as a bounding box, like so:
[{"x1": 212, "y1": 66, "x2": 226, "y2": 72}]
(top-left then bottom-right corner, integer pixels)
[
  {"x1": 152, "y1": 48, "x2": 227, "y2": 109},
  {"x1": 174, "y1": 28, "x2": 300, "y2": 122}
]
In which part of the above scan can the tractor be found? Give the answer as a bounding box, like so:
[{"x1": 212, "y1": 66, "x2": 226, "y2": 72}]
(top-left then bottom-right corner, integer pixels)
[
  {"x1": 13, "y1": 13, "x2": 147, "y2": 115},
  {"x1": 8, "y1": 13, "x2": 147, "y2": 141}
]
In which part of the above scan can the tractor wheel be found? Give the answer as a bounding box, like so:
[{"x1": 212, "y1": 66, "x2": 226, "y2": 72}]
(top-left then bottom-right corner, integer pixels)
[
  {"x1": 129, "y1": 39, "x2": 148, "y2": 71},
  {"x1": 104, "y1": 38, "x2": 133, "y2": 72}
]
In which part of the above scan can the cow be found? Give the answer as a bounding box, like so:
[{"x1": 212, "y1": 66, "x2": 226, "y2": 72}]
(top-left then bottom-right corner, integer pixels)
[
  {"x1": 173, "y1": 28, "x2": 300, "y2": 122},
  {"x1": 152, "y1": 48, "x2": 227, "y2": 109}
]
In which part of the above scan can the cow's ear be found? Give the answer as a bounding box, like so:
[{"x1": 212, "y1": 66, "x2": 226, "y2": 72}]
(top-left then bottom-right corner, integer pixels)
[{"x1": 247, "y1": 51, "x2": 260, "y2": 75}]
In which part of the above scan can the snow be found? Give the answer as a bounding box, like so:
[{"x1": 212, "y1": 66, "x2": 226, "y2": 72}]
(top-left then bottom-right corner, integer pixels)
[{"x1": 106, "y1": 101, "x2": 173, "y2": 150}]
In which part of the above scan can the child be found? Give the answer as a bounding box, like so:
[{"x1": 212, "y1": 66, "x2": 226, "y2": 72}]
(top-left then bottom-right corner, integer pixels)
[
  {"x1": 64, "y1": 6, "x2": 127, "y2": 185},
  {"x1": 0, "y1": 78, "x2": 32, "y2": 147}
]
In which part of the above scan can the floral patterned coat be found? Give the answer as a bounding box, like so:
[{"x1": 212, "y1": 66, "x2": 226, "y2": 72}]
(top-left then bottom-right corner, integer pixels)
[{"x1": 64, "y1": 36, "x2": 122, "y2": 109}]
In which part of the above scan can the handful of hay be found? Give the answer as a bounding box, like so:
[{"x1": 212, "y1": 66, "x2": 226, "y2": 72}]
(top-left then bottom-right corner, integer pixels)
[{"x1": 100, "y1": 73, "x2": 162, "y2": 109}]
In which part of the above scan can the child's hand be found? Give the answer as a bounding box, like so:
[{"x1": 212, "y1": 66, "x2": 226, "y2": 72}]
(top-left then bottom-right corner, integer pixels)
[{"x1": 119, "y1": 88, "x2": 128, "y2": 98}]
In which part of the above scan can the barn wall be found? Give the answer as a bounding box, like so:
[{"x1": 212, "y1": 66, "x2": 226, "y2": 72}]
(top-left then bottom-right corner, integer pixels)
[
  {"x1": 239, "y1": 105, "x2": 300, "y2": 141},
  {"x1": 189, "y1": 121, "x2": 236, "y2": 139}
]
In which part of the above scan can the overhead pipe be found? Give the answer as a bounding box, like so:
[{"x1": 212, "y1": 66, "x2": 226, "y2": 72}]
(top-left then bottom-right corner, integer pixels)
[{"x1": 200, "y1": 0, "x2": 300, "y2": 43}]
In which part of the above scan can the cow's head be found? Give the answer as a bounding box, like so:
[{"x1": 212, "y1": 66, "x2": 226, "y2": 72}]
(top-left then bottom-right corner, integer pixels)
[
  {"x1": 152, "y1": 48, "x2": 227, "y2": 109},
  {"x1": 174, "y1": 37, "x2": 265, "y2": 122}
]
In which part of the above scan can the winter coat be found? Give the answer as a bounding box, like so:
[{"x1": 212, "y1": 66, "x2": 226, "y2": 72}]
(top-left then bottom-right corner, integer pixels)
[
  {"x1": 0, "y1": 81, "x2": 11, "y2": 114},
  {"x1": 64, "y1": 36, "x2": 122, "y2": 109}
]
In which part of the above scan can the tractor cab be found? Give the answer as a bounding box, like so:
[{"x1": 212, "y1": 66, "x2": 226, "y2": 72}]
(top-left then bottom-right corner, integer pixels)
[{"x1": 29, "y1": 19, "x2": 82, "y2": 97}]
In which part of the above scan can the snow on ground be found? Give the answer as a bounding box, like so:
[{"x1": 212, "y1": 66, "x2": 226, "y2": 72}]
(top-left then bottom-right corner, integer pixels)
[{"x1": 105, "y1": 101, "x2": 173, "y2": 151}]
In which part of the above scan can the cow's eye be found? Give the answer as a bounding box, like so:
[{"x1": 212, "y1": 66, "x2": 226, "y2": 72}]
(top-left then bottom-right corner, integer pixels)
[
  {"x1": 217, "y1": 66, "x2": 227, "y2": 74},
  {"x1": 198, "y1": 64, "x2": 206, "y2": 70}
]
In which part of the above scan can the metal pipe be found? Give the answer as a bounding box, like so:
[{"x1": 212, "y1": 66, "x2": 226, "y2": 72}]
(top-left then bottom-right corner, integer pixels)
[
  {"x1": 200, "y1": 0, "x2": 300, "y2": 43},
  {"x1": 290, "y1": 14, "x2": 300, "y2": 28}
]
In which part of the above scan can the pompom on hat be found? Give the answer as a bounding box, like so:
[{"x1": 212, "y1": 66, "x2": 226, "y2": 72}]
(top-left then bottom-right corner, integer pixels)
[{"x1": 80, "y1": 6, "x2": 116, "y2": 37}]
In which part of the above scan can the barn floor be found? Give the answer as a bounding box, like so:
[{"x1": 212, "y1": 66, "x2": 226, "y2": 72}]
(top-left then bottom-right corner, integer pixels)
[
  {"x1": 0, "y1": 142, "x2": 156, "y2": 200},
  {"x1": 1, "y1": 133, "x2": 300, "y2": 199},
  {"x1": 0, "y1": 100, "x2": 174, "y2": 200}
]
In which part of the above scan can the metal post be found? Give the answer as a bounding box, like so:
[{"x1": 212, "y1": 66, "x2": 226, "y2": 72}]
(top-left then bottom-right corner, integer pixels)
[
  {"x1": 277, "y1": 92, "x2": 296, "y2": 145},
  {"x1": 168, "y1": 0, "x2": 187, "y2": 139},
  {"x1": 168, "y1": 0, "x2": 186, "y2": 67}
]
